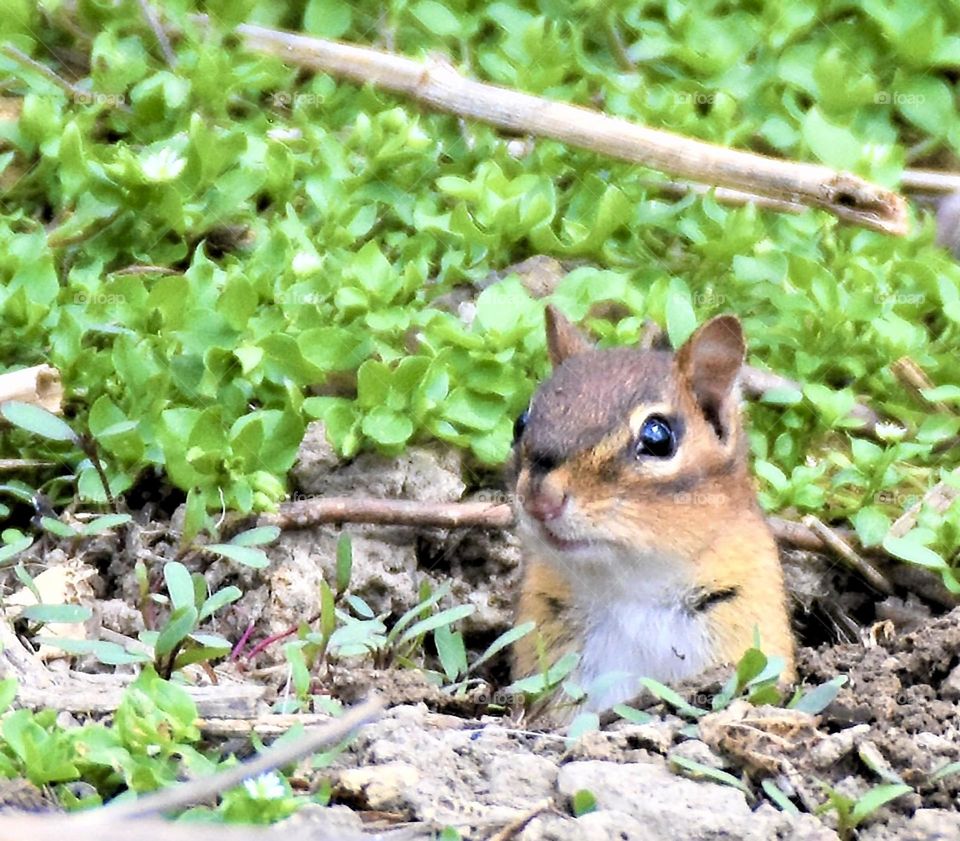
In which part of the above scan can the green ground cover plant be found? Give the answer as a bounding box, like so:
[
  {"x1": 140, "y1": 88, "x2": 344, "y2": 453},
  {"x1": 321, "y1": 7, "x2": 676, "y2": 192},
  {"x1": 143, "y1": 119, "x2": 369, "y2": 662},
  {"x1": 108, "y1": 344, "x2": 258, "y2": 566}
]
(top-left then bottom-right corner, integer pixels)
[{"x1": 1, "y1": 0, "x2": 960, "y2": 828}]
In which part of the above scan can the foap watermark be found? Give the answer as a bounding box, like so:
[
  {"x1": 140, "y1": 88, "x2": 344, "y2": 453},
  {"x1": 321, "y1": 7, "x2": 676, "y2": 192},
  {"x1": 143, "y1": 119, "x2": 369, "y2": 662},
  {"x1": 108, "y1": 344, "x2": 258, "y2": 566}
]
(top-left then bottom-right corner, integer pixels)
[
  {"x1": 874, "y1": 490, "x2": 921, "y2": 508},
  {"x1": 275, "y1": 290, "x2": 323, "y2": 307},
  {"x1": 270, "y1": 92, "x2": 324, "y2": 108},
  {"x1": 473, "y1": 489, "x2": 520, "y2": 506},
  {"x1": 73, "y1": 291, "x2": 126, "y2": 306},
  {"x1": 874, "y1": 291, "x2": 925, "y2": 305},
  {"x1": 672, "y1": 491, "x2": 729, "y2": 507},
  {"x1": 874, "y1": 91, "x2": 926, "y2": 106},
  {"x1": 676, "y1": 91, "x2": 718, "y2": 106},
  {"x1": 693, "y1": 291, "x2": 726, "y2": 307},
  {"x1": 73, "y1": 91, "x2": 127, "y2": 108}
]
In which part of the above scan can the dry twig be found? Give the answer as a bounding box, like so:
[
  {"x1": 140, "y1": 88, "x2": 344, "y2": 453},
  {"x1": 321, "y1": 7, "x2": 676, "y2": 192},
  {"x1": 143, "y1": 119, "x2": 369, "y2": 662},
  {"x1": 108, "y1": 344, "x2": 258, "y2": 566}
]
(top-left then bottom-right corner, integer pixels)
[
  {"x1": 84, "y1": 696, "x2": 384, "y2": 820},
  {"x1": 0, "y1": 365, "x2": 63, "y2": 414},
  {"x1": 801, "y1": 515, "x2": 893, "y2": 594},
  {"x1": 260, "y1": 497, "x2": 515, "y2": 530},
  {"x1": 213, "y1": 20, "x2": 907, "y2": 235}
]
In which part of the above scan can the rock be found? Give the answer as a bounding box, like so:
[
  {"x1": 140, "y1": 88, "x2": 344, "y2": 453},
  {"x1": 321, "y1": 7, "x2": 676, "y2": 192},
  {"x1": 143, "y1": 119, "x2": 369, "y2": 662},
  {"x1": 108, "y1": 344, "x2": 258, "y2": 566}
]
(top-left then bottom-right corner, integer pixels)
[
  {"x1": 557, "y1": 760, "x2": 754, "y2": 838},
  {"x1": 860, "y1": 808, "x2": 960, "y2": 841},
  {"x1": 274, "y1": 803, "x2": 368, "y2": 840},
  {"x1": 519, "y1": 810, "x2": 651, "y2": 840},
  {"x1": 332, "y1": 705, "x2": 561, "y2": 828},
  {"x1": 669, "y1": 738, "x2": 727, "y2": 770},
  {"x1": 555, "y1": 761, "x2": 837, "y2": 841},
  {"x1": 941, "y1": 663, "x2": 960, "y2": 703},
  {"x1": 334, "y1": 762, "x2": 421, "y2": 812},
  {"x1": 293, "y1": 422, "x2": 465, "y2": 502}
]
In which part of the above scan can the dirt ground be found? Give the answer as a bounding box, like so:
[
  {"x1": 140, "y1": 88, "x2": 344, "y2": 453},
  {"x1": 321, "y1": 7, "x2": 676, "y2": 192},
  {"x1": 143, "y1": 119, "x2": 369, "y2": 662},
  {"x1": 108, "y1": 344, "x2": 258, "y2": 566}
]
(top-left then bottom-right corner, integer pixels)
[{"x1": 7, "y1": 423, "x2": 960, "y2": 840}]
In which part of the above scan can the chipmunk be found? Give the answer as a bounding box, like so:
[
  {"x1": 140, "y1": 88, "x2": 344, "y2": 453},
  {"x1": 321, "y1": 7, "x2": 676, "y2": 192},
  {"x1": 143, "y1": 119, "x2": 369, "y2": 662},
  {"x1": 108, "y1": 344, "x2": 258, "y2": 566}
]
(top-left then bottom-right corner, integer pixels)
[{"x1": 510, "y1": 306, "x2": 794, "y2": 718}]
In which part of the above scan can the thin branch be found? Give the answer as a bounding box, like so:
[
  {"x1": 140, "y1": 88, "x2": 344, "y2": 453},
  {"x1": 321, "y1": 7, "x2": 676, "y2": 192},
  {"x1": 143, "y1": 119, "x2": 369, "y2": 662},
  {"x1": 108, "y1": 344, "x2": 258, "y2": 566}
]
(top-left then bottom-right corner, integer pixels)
[
  {"x1": 739, "y1": 366, "x2": 884, "y2": 440},
  {"x1": 901, "y1": 168, "x2": 960, "y2": 193},
  {"x1": 0, "y1": 44, "x2": 86, "y2": 101},
  {"x1": 801, "y1": 514, "x2": 893, "y2": 594},
  {"x1": 640, "y1": 178, "x2": 806, "y2": 215},
  {"x1": 0, "y1": 815, "x2": 369, "y2": 841},
  {"x1": 888, "y1": 467, "x2": 960, "y2": 539},
  {"x1": 0, "y1": 364, "x2": 63, "y2": 414},
  {"x1": 136, "y1": 0, "x2": 177, "y2": 67},
  {"x1": 259, "y1": 497, "x2": 516, "y2": 530},
  {"x1": 83, "y1": 696, "x2": 384, "y2": 821},
  {"x1": 208, "y1": 19, "x2": 907, "y2": 235}
]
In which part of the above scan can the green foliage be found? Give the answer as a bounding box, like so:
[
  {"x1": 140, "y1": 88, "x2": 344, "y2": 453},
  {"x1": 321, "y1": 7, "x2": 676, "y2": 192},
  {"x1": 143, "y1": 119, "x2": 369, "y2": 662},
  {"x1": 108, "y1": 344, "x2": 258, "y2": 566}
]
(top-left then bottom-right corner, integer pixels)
[
  {"x1": 0, "y1": 0, "x2": 955, "y2": 563},
  {"x1": 816, "y1": 781, "x2": 912, "y2": 839},
  {"x1": 0, "y1": 671, "x2": 333, "y2": 817},
  {"x1": 570, "y1": 788, "x2": 598, "y2": 817}
]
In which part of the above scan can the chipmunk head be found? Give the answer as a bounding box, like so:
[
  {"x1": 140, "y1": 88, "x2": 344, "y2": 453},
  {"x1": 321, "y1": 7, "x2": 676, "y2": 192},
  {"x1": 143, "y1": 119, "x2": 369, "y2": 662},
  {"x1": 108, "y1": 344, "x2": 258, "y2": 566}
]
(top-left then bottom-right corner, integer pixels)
[{"x1": 511, "y1": 306, "x2": 750, "y2": 575}]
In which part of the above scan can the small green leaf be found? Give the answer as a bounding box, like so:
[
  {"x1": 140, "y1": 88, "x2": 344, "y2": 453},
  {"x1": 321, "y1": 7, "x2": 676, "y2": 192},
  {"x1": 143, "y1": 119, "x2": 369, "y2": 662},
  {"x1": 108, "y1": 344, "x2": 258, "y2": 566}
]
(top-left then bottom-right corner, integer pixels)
[
  {"x1": 883, "y1": 535, "x2": 947, "y2": 570},
  {"x1": 398, "y1": 604, "x2": 475, "y2": 647},
  {"x1": 34, "y1": 637, "x2": 149, "y2": 665},
  {"x1": 670, "y1": 754, "x2": 751, "y2": 795},
  {"x1": 665, "y1": 279, "x2": 696, "y2": 347},
  {"x1": 790, "y1": 676, "x2": 847, "y2": 714},
  {"x1": 229, "y1": 526, "x2": 281, "y2": 547},
  {"x1": 468, "y1": 621, "x2": 534, "y2": 674},
  {"x1": 40, "y1": 516, "x2": 78, "y2": 538},
  {"x1": 0, "y1": 679, "x2": 17, "y2": 714},
  {"x1": 336, "y1": 532, "x2": 353, "y2": 594},
  {"x1": 639, "y1": 677, "x2": 708, "y2": 718},
  {"x1": 155, "y1": 605, "x2": 198, "y2": 657},
  {"x1": 570, "y1": 788, "x2": 597, "y2": 817},
  {"x1": 932, "y1": 761, "x2": 960, "y2": 782},
  {"x1": 567, "y1": 712, "x2": 600, "y2": 744},
  {"x1": 850, "y1": 784, "x2": 912, "y2": 826},
  {"x1": 320, "y1": 579, "x2": 336, "y2": 642},
  {"x1": 206, "y1": 544, "x2": 270, "y2": 569},
  {"x1": 1, "y1": 402, "x2": 78, "y2": 443},
  {"x1": 0, "y1": 536, "x2": 33, "y2": 566},
  {"x1": 80, "y1": 513, "x2": 132, "y2": 535},
  {"x1": 434, "y1": 623, "x2": 467, "y2": 682},
  {"x1": 164, "y1": 561, "x2": 195, "y2": 612},
  {"x1": 762, "y1": 778, "x2": 800, "y2": 814},
  {"x1": 411, "y1": 0, "x2": 462, "y2": 36},
  {"x1": 611, "y1": 704, "x2": 654, "y2": 724},
  {"x1": 20, "y1": 604, "x2": 92, "y2": 624},
  {"x1": 199, "y1": 586, "x2": 242, "y2": 621}
]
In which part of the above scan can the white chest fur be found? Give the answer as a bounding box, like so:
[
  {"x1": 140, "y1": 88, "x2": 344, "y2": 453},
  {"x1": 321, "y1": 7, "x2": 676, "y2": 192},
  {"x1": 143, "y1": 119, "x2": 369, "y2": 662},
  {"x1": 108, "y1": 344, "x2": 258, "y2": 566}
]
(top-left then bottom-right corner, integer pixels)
[{"x1": 576, "y1": 596, "x2": 715, "y2": 712}]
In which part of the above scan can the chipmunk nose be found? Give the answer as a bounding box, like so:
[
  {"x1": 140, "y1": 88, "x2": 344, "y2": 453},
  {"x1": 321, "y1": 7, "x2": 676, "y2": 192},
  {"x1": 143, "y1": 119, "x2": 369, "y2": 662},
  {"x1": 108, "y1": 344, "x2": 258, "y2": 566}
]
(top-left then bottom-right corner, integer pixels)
[{"x1": 522, "y1": 481, "x2": 568, "y2": 522}]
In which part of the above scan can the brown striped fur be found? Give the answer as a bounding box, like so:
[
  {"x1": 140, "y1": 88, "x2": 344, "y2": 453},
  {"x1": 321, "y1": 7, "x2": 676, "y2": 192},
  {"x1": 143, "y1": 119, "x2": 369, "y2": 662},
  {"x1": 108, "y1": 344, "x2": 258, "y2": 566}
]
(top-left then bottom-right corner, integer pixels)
[{"x1": 511, "y1": 308, "x2": 794, "y2": 719}]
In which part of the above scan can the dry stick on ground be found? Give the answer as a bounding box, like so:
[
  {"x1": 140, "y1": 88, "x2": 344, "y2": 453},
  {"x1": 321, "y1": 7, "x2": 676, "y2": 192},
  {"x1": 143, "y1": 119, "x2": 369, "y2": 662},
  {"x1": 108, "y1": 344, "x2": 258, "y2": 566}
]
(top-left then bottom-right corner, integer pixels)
[
  {"x1": 79, "y1": 695, "x2": 384, "y2": 822},
  {"x1": 801, "y1": 514, "x2": 893, "y2": 594},
  {"x1": 261, "y1": 500, "x2": 960, "y2": 602},
  {"x1": 888, "y1": 466, "x2": 960, "y2": 539},
  {"x1": 638, "y1": 178, "x2": 807, "y2": 215},
  {"x1": 260, "y1": 497, "x2": 516, "y2": 530},
  {"x1": 0, "y1": 815, "x2": 378, "y2": 841},
  {"x1": 0, "y1": 364, "x2": 64, "y2": 414},
  {"x1": 901, "y1": 169, "x2": 960, "y2": 193},
  {"x1": 739, "y1": 366, "x2": 885, "y2": 440},
  {"x1": 221, "y1": 20, "x2": 907, "y2": 235}
]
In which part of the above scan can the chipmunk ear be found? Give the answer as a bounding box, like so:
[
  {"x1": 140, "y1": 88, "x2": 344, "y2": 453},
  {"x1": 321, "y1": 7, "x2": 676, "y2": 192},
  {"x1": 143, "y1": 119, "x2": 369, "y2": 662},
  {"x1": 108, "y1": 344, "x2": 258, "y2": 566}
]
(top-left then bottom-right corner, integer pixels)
[
  {"x1": 544, "y1": 305, "x2": 591, "y2": 366},
  {"x1": 675, "y1": 315, "x2": 745, "y2": 442}
]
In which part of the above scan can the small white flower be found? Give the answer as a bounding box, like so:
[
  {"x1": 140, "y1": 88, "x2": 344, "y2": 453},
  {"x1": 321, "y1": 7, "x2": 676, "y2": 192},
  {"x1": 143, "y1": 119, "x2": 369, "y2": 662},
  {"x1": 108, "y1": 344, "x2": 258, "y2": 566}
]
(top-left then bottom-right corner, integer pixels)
[
  {"x1": 140, "y1": 146, "x2": 186, "y2": 183},
  {"x1": 291, "y1": 251, "x2": 323, "y2": 275},
  {"x1": 243, "y1": 772, "x2": 286, "y2": 800},
  {"x1": 874, "y1": 422, "x2": 907, "y2": 441}
]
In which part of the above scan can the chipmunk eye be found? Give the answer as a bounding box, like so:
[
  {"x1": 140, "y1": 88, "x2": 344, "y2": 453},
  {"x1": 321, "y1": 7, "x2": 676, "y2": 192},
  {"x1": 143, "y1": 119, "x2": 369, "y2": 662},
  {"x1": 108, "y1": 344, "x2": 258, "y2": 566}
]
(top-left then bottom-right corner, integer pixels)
[
  {"x1": 636, "y1": 415, "x2": 675, "y2": 459},
  {"x1": 513, "y1": 409, "x2": 530, "y2": 444}
]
